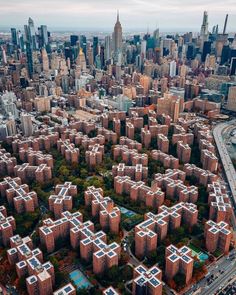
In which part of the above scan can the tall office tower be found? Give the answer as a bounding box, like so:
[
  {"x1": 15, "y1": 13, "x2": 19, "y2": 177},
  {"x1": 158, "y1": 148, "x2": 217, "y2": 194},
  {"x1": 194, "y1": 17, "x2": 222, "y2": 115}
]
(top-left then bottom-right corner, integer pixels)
[
  {"x1": 0, "y1": 92, "x2": 18, "y2": 119},
  {"x1": 26, "y1": 42, "x2": 33, "y2": 78},
  {"x1": 202, "y1": 41, "x2": 212, "y2": 62},
  {"x1": 100, "y1": 45, "x2": 105, "y2": 68},
  {"x1": 24, "y1": 24, "x2": 30, "y2": 42},
  {"x1": 141, "y1": 40, "x2": 147, "y2": 58},
  {"x1": 76, "y1": 48, "x2": 87, "y2": 71},
  {"x1": 28, "y1": 17, "x2": 38, "y2": 50},
  {"x1": 212, "y1": 24, "x2": 219, "y2": 37},
  {"x1": 70, "y1": 35, "x2": 78, "y2": 46},
  {"x1": 40, "y1": 25, "x2": 48, "y2": 47},
  {"x1": 223, "y1": 14, "x2": 228, "y2": 35},
  {"x1": 11, "y1": 28, "x2": 17, "y2": 46},
  {"x1": 21, "y1": 113, "x2": 33, "y2": 136},
  {"x1": 95, "y1": 54, "x2": 102, "y2": 69},
  {"x1": 87, "y1": 45, "x2": 94, "y2": 66},
  {"x1": 93, "y1": 37, "x2": 99, "y2": 61},
  {"x1": 62, "y1": 75, "x2": 69, "y2": 93},
  {"x1": 42, "y1": 48, "x2": 49, "y2": 72},
  {"x1": 6, "y1": 118, "x2": 17, "y2": 136},
  {"x1": 221, "y1": 45, "x2": 230, "y2": 64},
  {"x1": 105, "y1": 36, "x2": 111, "y2": 61},
  {"x1": 1, "y1": 46, "x2": 7, "y2": 65},
  {"x1": 133, "y1": 35, "x2": 140, "y2": 45},
  {"x1": 64, "y1": 46, "x2": 73, "y2": 63},
  {"x1": 216, "y1": 34, "x2": 228, "y2": 58},
  {"x1": 80, "y1": 35, "x2": 87, "y2": 57},
  {"x1": 227, "y1": 86, "x2": 236, "y2": 111},
  {"x1": 0, "y1": 124, "x2": 8, "y2": 140},
  {"x1": 232, "y1": 35, "x2": 236, "y2": 49},
  {"x1": 200, "y1": 11, "x2": 209, "y2": 51},
  {"x1": 169, "y1": 60, "x2": 177, "y2": 77},
  {"x1": 230, "y1": 57, "x2": 236, "y2": 76},
  {"x1": 113, "y1": 11, "x2": 123, "y2": 54},
  {"x1": 153, "y1": 28, "x2": 160, "y2": 47},
  {"x1": 186, "y1": 44, "x2": 195, "y2": 60},
  {"x1": 201, "y1": 11, "x2": 209, "y2": 36},
  {"x1": 17, "y1": 31, "x2": 24, "y2": 51},
  {"x1": 179, "y1": 64, "x2": 188, "y2": 77}
]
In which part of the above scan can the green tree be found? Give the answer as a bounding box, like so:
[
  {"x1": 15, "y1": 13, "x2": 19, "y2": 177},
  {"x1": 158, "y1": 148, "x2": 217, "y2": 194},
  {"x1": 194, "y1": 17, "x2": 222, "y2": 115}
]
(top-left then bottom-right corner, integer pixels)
[{"x1": 174, "y1": 273, "x2": 186, "y2": 289}]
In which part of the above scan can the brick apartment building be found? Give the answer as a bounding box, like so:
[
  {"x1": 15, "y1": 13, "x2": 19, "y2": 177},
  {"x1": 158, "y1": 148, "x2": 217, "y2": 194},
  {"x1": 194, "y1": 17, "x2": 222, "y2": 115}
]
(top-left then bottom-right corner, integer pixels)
[
  {"x1": 165, "y1": 244, "x2": 193, "y2": 284},
  {"x1": 84, "y1": 186, "x2": 120, "y2": 234},
  {"x1": 133, "y1": 264, "x2": 163, "y2": 295},
  {"x1": 135, "y1": 203, "x2": 198, "y2": 258},
  {"x1": 49, "y1": 182, "x2": 77, "y2": 218},
  {"x1": 0, "y1": 177, "x2": 38, "y2": 213},
  {"x1": 0, "y1": 206, "x2": 16, "y2": 246}
]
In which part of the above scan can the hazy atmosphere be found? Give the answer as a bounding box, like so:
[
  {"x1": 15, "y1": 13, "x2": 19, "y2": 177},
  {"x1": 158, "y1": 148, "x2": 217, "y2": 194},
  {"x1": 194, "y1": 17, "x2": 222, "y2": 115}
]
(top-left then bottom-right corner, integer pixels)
[{"x1": 0, "y1": 0, "x2": 236, "y2": 31}]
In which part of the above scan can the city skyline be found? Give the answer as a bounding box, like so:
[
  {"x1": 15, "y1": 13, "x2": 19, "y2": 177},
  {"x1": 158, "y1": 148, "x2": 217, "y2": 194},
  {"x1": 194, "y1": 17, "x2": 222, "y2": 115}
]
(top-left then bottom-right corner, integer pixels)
[
  {"x1": 0, "y1": 1, "x2": 236, "y2": 294},
  {"x1": 0, "y1": 0, "x2": 236, "y2": 32}
]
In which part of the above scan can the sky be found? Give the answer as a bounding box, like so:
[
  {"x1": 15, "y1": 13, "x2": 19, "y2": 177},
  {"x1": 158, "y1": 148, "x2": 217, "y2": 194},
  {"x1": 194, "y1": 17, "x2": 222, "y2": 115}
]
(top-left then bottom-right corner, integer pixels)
[{"x1": 0, "y1": 0, "x2": 236, "y2": 32}]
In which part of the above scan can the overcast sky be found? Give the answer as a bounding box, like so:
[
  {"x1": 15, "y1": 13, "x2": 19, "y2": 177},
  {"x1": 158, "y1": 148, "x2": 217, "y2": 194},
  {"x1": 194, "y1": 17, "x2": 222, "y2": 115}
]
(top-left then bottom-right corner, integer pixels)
[{"x1": 0, "y1": 0, "x2": 236, "y2": 32}]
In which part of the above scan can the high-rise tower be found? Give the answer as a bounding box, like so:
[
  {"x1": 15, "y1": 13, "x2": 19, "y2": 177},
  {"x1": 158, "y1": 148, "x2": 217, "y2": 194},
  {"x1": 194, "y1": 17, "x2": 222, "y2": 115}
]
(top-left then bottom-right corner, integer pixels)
[
  {"x1": 26, "y1": 42, "x2": 33, "y2": 78},
  {"x1": 223, "y1": 14, "x2": 228, "y2": 35},
  {"x1": 76, "y1": 47, "x2": 87, "y2": 71},
  {"x1": 200, "y1": 11, "x2": 209, "y2": 36},
  {"x1": 42, "y1": 48, "x2": 49, "y2": 72},
  {"x1": 113, "y1": 11, "x2": 123, "y2": 53},
  {"x1": 28, "y1": 17, "x2": 38, "y2": 50},
  {"x1": 105, "y1": 36, "x2": 111, "y2": 61},
  {"x1": 200, "y1": 11, "x2": 209, "y2": 52},
  {"x1": 11, "y1": 28, "x2": 17, "y2": 46}
]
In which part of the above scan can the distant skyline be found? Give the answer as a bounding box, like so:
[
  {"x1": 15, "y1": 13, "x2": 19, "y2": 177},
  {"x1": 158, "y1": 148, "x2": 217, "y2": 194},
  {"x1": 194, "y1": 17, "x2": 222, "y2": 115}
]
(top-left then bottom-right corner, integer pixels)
[{"x1": 0, "y1": 0, "x2": 236, "y2": 33}]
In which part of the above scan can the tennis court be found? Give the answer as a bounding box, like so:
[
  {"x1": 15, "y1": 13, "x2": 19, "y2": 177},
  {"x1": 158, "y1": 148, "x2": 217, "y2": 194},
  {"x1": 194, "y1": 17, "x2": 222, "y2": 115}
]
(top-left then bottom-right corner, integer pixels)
[
  {"x1": 69, "y1": 269, "x2": 92, "y2": 289},
  {"x1": 119, "y1": 206, "x2": 137, "y2": 217}
]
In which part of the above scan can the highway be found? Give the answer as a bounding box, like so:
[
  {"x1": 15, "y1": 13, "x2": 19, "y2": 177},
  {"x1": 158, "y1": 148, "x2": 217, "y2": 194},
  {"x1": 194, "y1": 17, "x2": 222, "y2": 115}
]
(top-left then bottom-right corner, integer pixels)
[
  {"x1": 200, "y1": 261, "x2": 236, "y2": 295},
  {"x1": 213, "y1": 120, "x2": 236, "y2": 210},
  {"x1": 185, "y1": 249, "x2": 236, "y2": 295}
]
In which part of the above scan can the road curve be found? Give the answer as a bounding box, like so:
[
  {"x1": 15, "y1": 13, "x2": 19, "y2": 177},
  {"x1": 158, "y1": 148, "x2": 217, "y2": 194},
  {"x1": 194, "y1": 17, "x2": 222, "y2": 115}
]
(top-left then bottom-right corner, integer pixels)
[{"x1": 213, "y1": 120, "x2": 236, "y2": 210}]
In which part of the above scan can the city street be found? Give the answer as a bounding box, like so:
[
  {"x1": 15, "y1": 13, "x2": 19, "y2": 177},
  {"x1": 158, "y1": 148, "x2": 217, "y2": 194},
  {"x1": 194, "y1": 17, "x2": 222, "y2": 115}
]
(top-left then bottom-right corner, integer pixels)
[
  {"x1": 185, "y1": 249, "x2": 236, "y2": 295},
  {"x1": 213, "y1": 120, "x2": 236, "y2": 211}
]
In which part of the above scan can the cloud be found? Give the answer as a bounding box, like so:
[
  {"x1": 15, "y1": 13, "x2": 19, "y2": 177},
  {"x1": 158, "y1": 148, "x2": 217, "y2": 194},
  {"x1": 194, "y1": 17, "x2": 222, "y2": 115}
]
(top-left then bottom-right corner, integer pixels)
[{"x1": 0, "y1": 0, "x2": 235, "y2": 31}]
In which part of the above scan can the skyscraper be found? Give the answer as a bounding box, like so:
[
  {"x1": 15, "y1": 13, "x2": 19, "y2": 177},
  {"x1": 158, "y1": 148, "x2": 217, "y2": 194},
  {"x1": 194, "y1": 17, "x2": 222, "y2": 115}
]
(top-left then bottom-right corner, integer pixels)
[
  {"x1": 169, "y1": 60, "x2": 177, "y2": 78},
  {"x1": 76, "y1": 48, "x2": 87, "y2": 71},
  {"x1": 153, "y1": 28, "x2": 160, "y2": 48},
  {"x1": 105, "y1": 36, "x2": 111, "y2": 62},
  {"x1": 202, "y1": 41, "x2": 212, "y2": 62},
  {"x1": 40, "y1": 25, "x2": 48, "y2": 47},
  {"x1": 230, "y1": 57, "x2": 236, "y2": 76},
  {"x1": 93, "y1": 36, "x2": 99, "y2": 61},
  {"x1": 200, "y1": 11, "x2": 209, "y2": 52},
  {"x1": 201, "y1": 11, "x2": 209, "y2": 36},
  {"x1": 80, "y1": 35, "x2": 87, "y2": 57},
  {"x1": 11, "y1": 28, "x2": 17, "y2": 46},
  {"x1": 223, "y1": 14, "x2": 229, "y2": 35},
  {"x1": 21, "y1": 113, "x2": 33, "y2": 136},
  {"x1": 26, "y1": 42, "x2": 33, "y2": 78},
  {"x1": 113, "y1": 11, "x2": 123, "y2": 54},
  {"x1": 28, "y1": 17, "x2": 38, "y2": 50},
  {"x1": 42, "y1": 48, "x2": 49, "y2": 72},
  {"x1": 17, "y1": 31, "x2": 24, "y2": 51},
  {"x1": 70, "y1": 35, "x2": 78, "y2": 47},
  {"x1": 1, "y1": 46, "x2": 7, "y2": 65}
]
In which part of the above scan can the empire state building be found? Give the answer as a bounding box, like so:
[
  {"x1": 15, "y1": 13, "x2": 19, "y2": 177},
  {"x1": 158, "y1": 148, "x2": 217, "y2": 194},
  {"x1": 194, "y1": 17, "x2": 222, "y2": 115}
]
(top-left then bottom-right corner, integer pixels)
[{"x1": 113, "y1": 11, "x2": 123, "y2": 53}]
